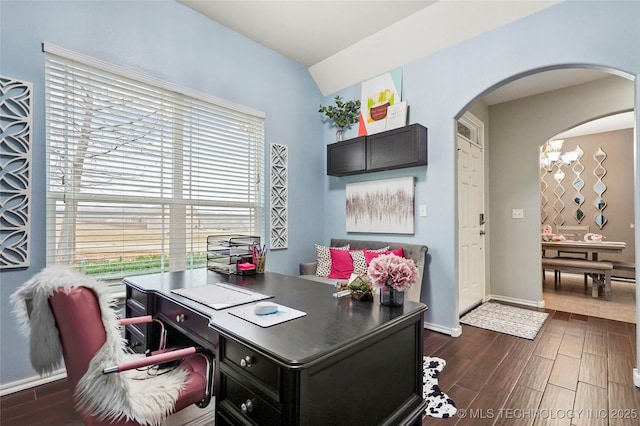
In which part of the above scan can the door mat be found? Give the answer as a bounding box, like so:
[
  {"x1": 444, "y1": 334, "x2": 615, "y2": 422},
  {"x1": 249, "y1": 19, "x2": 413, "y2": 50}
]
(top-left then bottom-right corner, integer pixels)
[{"x1": 460, "y1": 302, "x2": 549, "y2": 340}]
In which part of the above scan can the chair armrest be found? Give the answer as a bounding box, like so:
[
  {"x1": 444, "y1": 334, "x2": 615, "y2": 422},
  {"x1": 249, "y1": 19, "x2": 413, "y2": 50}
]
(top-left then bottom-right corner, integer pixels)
[
  {"x1": 118, "y1": 315, "x2": 153, "y2": 326},
  {"x1": 103, "y1": 347, "x2": 197, "y2": 374},
  {"x1": 299, "y1": 261, "x2": 318, "y2": 276}
]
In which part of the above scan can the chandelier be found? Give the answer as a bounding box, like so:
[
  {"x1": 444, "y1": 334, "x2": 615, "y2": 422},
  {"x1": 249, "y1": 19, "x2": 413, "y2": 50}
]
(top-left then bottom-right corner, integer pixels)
[{"x1": 539, "y1": 139, "x2": 579, "y2": 172}]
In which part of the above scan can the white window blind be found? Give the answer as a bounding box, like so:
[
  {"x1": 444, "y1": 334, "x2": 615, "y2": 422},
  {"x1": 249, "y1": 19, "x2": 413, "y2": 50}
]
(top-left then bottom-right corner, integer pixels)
[{"x1": 44, "y1": 45, "x2": 265, "y2": 281}]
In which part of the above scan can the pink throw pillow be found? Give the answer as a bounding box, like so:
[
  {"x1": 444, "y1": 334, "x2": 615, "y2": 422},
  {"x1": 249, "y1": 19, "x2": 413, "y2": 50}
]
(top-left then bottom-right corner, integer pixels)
[
  {"x1": 328, "y1": 248, "x2": 356, "y2": 279},
  {"x1": 364, "y1": 247, "x2": 404, "y2": 264},
  {"x1": 315, "y1": 244, "x2": 349, "y2": 277}
]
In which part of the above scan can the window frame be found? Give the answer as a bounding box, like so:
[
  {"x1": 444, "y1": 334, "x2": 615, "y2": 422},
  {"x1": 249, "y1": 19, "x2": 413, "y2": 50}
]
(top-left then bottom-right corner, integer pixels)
[{"x1": 43, "y1": 43, "x2": 266, "y2": 283}]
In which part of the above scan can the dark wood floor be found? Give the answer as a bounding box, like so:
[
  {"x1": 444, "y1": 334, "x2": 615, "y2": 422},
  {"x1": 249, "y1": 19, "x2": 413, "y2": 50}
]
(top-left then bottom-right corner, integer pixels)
[
  {"x1": 424, "y1": 308, "x2": 639, "y2": 426},
  {"x1": 2, "y1": 307, "x2": 638, "y2": 426}
]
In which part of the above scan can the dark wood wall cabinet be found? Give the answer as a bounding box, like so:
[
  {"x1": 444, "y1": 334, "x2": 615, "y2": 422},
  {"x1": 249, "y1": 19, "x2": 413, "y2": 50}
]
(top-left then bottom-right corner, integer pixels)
[{"x1": 326, "y1": 123, "x2": 427, "y2": 176}]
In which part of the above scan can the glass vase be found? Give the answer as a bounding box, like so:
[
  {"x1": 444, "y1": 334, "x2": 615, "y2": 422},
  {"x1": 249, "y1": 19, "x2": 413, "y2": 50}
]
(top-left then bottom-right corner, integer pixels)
[
  {"x1": 380, "y1": 286, "x2": 404, "y2": 307},
  {"x1": 336, "y1": 127, "x2": 345, "y2": 141}
]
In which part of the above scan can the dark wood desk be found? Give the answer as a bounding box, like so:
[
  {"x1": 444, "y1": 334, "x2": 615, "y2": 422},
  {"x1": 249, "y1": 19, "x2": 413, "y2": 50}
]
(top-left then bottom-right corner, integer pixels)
[{"x1": 123, "y1": 269, "x2": 427, "y2": 425}]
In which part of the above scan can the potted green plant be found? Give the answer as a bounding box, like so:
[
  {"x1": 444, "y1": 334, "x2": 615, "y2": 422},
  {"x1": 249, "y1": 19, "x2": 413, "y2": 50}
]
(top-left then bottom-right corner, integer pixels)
[
  {"x1": 348, "y1": 274, "x2": 374, "y2": 301},
  {"x1": 319, "y1": 95, "x2": 361, "y2": 141}
]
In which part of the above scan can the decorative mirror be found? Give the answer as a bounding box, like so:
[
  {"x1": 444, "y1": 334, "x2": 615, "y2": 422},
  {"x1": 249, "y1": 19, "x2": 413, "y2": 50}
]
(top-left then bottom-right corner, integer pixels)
[
  {"x1": 571, "y1": 145, "x2": 585, "y2": 223},
  {"x1": 592, "y1": 147, "x2": 607, "y2": 229},
  {"x1": 540, "y1": 168, "x2": 549, "y2": 225},
  {"x1": 594, "y1": 197, "x2": 607, "y2": 211},
  {"x1": 552, "y1": 165, "x2": 565, "y2": 226}
]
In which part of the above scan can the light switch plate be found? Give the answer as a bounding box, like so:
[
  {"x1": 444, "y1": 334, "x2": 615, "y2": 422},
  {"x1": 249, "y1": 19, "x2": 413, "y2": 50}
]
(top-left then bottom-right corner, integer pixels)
[
  {"x1": 419, "y1": 204, "x2": 427, "y2": 217},
  {"x1": 512, "y1": 209, "x2": 524, "y2": 219}
]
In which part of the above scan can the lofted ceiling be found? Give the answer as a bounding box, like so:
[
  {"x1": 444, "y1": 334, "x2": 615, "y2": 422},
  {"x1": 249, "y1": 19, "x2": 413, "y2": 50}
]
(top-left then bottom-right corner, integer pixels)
[
  {"x1": 177, "y1": 0, "x2": 437, "y2": 68},
  {"x1": 177, "y1": 1, "x2": 633, "y2": 133},
  {"x1": 177, "y1": 0, "x2": 562, "y2": 95}
]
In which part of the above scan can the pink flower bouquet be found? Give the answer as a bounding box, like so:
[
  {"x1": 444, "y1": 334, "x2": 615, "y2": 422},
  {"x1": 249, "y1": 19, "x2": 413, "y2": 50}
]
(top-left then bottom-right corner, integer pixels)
[{"x1": 367, "y1": 253, "x2": 419, "y2": 292}]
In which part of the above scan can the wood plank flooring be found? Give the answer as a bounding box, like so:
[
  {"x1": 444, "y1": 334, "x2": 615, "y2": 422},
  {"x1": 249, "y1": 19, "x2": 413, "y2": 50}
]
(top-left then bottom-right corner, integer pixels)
[
  {"x1": 424, "y1": 307, "x2": 639, "y2": 426},
  {"x1": 2, "y1": 306, "x2": 637, "y2": 425},
  {"x1": 542, "y1": 271, "x2": 636, "y2": 323}
]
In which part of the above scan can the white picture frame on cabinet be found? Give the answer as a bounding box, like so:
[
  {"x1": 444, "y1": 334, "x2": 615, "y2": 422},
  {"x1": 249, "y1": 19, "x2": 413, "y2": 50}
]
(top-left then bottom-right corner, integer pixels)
[{"x1": 385, "y1": 101, "x2": 408, "y2": 131}]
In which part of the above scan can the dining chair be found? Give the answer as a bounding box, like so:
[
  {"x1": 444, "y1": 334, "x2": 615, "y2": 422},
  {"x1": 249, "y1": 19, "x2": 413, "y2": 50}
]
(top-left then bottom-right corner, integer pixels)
[
  {"x1": 555, "y1": 225, "x2": 590, "y2": 287},
  {"x1": 556, "y1": 225, "x2": 590, "y2": 243}
]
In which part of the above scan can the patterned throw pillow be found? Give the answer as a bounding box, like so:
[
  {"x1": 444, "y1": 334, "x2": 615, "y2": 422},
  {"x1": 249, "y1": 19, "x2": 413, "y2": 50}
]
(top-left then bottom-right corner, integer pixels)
[
  {"x1": 315, "y1": 244, "x2": 349, "y2": 277},
  {"x1": 350, "y1": 246, "x2": 390, "y2": 274}
]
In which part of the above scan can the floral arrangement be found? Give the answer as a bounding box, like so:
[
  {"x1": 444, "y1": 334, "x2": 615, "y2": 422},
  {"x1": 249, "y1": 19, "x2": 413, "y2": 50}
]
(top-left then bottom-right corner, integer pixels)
[{"x1": 367, "y1": 253, "x2": 418, "y2": 292}]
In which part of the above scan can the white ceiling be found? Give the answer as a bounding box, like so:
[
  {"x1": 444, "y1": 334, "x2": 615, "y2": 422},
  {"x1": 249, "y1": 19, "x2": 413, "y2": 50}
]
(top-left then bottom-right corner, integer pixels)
[
  {"x1": 481, "y1": 69, "x2": 610, "y2": 106},
  {"x1": 178, "y1": 0, "x2": 437, "y2": 68},
  {"x1": 178, "y1": 0, "x2": 562, "y2": 95},
  {"x1": 556, "y1": 111, "x2": 635, "y2": 139},
  {"x1": 177, "y1": 0, "x2": 634, "y2": 134}
]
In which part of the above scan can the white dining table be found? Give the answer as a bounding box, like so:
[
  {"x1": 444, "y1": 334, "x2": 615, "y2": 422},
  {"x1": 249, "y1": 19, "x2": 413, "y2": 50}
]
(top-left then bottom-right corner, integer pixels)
[{"x1": 541, "y1": 240, "x2": 626, "y2": 261}]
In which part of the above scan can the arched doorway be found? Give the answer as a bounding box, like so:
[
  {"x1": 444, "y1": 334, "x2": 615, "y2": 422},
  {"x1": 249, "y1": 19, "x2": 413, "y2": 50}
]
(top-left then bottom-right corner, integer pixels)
[
  {"x1": 455, "y1": 65, "x2": 636, "y2": 317},
  {"x1": 540, "y1": 112, "x2": 635, "y2": 321}
]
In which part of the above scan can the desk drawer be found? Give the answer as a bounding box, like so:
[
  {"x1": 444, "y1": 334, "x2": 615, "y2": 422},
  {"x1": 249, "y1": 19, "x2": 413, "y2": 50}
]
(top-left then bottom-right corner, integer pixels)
[
  {"x1": 223, "y1": 338, "x2": 280, "y2": 392},
  {"x1": 221, "y1": 373, "x2": 280, "y2": 425},
  {"x1": 125, "y1": 325, "x2": 146, "y2": 353},
  {"x1": 128, "y1": 287, "x2": 149, "y2": 309},
  {"x1": 156, "y1": 297, "x2": 217, "y2": 347}
]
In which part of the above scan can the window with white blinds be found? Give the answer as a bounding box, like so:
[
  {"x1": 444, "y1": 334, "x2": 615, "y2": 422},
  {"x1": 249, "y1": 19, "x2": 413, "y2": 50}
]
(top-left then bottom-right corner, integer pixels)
[{"x1": 44, "y1": 45, "x2": 265, "y2": 281}]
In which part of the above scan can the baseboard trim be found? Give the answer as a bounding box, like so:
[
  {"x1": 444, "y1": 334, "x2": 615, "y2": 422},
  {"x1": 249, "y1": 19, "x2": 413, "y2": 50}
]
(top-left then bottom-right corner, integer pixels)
[
  {"x1": 0, "y1": 370, "x2": 67, "y2": 397},
  {"x1": 423, "y1": 320, "x2": 462, "y2": 337},
  {"x1": 486, "y1": 294, "x2": 545, "y2": 309}
]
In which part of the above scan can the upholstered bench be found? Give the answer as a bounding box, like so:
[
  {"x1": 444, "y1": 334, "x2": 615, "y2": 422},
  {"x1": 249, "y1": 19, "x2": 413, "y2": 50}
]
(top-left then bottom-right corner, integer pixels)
[
  {"x1": 299, "y1": 239, "x2": 428, "y2": 303},
  {"x1": 541, "y1": 257, "x2": 613, "y2": 300},
  {"x1": 610, "y1": 260, "x2": 636, "y2": 275}
]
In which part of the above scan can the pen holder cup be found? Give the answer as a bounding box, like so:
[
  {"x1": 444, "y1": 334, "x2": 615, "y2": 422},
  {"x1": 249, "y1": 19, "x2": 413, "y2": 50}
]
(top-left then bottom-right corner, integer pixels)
[{"x1": 252, "y1": 254, "x2": 266, "y2": 273}]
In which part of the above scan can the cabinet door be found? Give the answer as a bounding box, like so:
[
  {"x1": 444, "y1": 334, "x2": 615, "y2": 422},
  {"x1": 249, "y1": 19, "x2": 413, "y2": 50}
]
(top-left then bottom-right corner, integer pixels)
[
  {"x1": 367, "y1": 124, "x2": 427, "y2": 172},
  {"x1": 326, "y1": 136, "x2": 366, "y2": 176}
]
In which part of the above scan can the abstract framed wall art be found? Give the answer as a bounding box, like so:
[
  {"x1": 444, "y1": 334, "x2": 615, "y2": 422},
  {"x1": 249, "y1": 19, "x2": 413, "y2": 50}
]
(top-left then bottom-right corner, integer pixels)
[
  {"x1": 346, "y1": 177, "x2": 414, "y2": 234},
  {"x1": 1, "y1": 76, "x2": 33, "y2": 269}
]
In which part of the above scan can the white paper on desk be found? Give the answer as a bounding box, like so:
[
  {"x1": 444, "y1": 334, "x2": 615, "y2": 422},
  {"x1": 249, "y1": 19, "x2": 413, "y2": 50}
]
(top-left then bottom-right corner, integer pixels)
[
  {"x1": 228, "y1": 303, "x2": 306, "y2": 328},
  {"x1": 171, "y1": 283, "x2": 272, "y2": 310}
]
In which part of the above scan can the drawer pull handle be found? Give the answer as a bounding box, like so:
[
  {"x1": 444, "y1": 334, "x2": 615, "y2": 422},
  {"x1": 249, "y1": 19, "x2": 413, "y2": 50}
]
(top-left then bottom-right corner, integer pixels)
[
  {"x1": 240, "y1": 355, "x2": 253, "y2": 368},
  {"x1": 175, "y1": 313, "x2": 185, "y2": 323},
  {"x1": 240, "y1": 399, "x2": 253, "y2": 413}
]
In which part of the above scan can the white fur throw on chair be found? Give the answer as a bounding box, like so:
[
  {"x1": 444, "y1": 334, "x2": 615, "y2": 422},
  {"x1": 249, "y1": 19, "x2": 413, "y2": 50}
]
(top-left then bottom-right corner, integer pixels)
[{"x1": 11, "y1": 266, "x2": 189, "y2": 426}]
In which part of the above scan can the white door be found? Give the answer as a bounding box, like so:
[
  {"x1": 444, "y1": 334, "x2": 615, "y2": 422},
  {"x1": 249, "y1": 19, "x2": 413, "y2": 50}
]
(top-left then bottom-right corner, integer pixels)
[{"x1": 458, "y1": 125, "x2": 485, "y2": 314}]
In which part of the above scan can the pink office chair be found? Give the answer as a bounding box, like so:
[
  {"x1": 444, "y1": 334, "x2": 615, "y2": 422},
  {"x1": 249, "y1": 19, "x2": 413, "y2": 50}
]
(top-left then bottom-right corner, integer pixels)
[
  {"x1": 47, "y1": 286, "x2": 212, "y2": 425},
  {"x1": 11, "y1": 266, "x2": 213, "y2": 425}
]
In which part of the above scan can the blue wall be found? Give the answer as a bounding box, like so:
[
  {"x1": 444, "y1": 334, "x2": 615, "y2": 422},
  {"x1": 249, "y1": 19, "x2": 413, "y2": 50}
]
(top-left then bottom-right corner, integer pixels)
[
  {"x1": 2, "y1": 0, "x2": 639, "y2": 387},
  {"x1": 0, "y1": 0, "x2": 324, "y2": 385},
  {"x1": 320, "y1": 0, "x2": 639, "y2": 334}
]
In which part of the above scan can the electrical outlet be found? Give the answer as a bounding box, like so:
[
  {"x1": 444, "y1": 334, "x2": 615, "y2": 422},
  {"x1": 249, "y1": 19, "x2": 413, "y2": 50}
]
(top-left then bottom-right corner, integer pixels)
[
  {"x1": 512, "y1": 209, "x2": 524, "y2": 219},
  {"x1": 419, "y1": 204, "x2": 427, "y2": 217}
]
